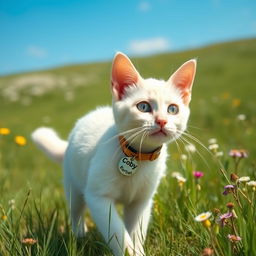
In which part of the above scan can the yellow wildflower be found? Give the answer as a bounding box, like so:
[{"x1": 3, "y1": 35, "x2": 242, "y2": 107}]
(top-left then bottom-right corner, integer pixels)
[
  {"x1": 232, "y1": 98, "x2": 241, "y2": 108},
  {"x1": 195, "y1": 212, "x2": 212, "y2": 228},
  {"x1": 0, "y1": 128, "x2": 10, "y2": 135},
  {"x1": 221, "y1": 92, "x2": 230, "y2": 100},
  {"x1": 15, "y1": 136, "x2": 27, "y2": 146},
  {"x1": 202, "y1": 219, "x2": 211, "y2": 228},
  {"x1": 1, "y1": 215, "x2": 7, "y2": 221}
]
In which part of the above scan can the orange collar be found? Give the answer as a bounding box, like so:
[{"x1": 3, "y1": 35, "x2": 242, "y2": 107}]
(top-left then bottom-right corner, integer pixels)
[{"x1": 119, "y1": 136, "x2": 162, "y2": 161}]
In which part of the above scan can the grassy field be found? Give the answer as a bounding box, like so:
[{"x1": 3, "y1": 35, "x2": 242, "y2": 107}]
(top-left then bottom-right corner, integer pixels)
[{"x1": 0, "y1": 38, "x2": 256, "y2": 255}]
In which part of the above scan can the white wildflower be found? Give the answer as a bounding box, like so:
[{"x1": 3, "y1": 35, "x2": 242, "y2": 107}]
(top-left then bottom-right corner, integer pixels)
[
  {"x1": 171, "y1": 172, "x2": 183, "y2": 178},
  {"x1": 247, "y1": 181, "x2": 256, "y2": 187},
  {"x1": 208, "y1": 144, "x2": 219, "y2": 150},
  {"x1": 208, "y1": 138, "x2": 217, "y2": 144},
  {"x1": 185, "y1": 143, "x2": 196, "y2": 153},
  {"x1": 238, "y1": 176, "x2": 250, "y2": 183},
  {"x1": 176, "y1": 176, "x2": 186, "y2": 183},
  {"x1": 171, "y1": 172, "x2": 186, "y2": 183},
  {"x1": 8, "y1": 199, "x2": 15, "y2": 209},
  {"x1": 215, "y1": 151, "x2": 224, "y2": 157},
  {"x1": 195, "y1": 212, "x2": 212, "y2": 222},
  {"x1": 237, "y1": 114, "x2": 246, "y2": 121},
  {"x1": 180, "y1": 154, "x2": 188, "y2": 161}
]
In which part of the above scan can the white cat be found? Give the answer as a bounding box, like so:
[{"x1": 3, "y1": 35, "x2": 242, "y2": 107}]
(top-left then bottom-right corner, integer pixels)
[{"x1": 32, "y1": 52, "x2": 197, "y2": 256}]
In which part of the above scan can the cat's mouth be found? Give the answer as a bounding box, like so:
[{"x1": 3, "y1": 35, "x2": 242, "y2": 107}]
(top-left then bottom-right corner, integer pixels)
[{"x1": 150, "y1": 128, "x2": 168, "y2": 137}]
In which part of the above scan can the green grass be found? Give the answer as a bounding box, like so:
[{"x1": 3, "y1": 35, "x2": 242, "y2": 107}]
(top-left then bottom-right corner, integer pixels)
[{"x1": 0, "y1": 38, "x2": 256, "y2": 255}]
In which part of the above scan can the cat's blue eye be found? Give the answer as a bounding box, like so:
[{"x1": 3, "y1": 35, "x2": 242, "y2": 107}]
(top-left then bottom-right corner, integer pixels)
[
  {"x1": 136, "y1": 101, "x2": 152, "y2": 113},
  {"x1": 167, "y1": 104, "x2": 179, "y2": 115}
]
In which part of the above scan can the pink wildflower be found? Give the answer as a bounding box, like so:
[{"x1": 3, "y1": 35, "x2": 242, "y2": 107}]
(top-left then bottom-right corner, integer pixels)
[
  {"x1": 193, "y1": 171, "x2": 204, "y2": 179},
  {"x1": 229, "y1": 149, "x2": 248, "y2": 158},
  {"x1": 218, "y1": 212, "x2": 233, "y2": 227},
  {"x1": 223, "y1": 185, "x2": 235, "y2": 195},
  {"x1": 227, "y1": 234, "x2": 241, "y2": 242}
]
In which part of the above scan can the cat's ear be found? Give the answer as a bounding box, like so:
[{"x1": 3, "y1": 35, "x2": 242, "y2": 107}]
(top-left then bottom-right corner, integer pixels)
[
  {"x1": 168, "y1": 59, "x2": 197, "y2": 105},
  {"x1": 111, "y1": 52, "x2": 141, "y2": 100}
]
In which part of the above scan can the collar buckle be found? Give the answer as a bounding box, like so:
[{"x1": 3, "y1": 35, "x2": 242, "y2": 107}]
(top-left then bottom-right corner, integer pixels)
[{"x1": 119, "y1": 136, "x2": 162, "y2": 161}]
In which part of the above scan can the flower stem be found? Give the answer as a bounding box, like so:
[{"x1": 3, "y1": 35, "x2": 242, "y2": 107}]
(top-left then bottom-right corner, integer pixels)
[
  {"x1": 207, "y1": 227, "x2": 225, "y2": 256},
  {"x1": 234, "y1": 158, "x2": 241, "y2": 173},
  {"x1": 232, "y1": 191, "x2": 243, "y2": 209},
  {"x1": 237, "y1": 188, "x2": 252, "y2": 204},
  {"x1": 219, "y1": 168, "x2": 230, "y2": 183}
]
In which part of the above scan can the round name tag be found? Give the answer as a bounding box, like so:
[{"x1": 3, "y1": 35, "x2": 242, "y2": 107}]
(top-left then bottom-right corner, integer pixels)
[{"x1": 118, "y1": 157, "x2": 138, "y2": 176}]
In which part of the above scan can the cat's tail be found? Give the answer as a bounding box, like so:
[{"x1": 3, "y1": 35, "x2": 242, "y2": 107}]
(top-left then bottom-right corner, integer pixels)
[{"x1": 31, "y1": 127, "x2": 68, "y2": 163}]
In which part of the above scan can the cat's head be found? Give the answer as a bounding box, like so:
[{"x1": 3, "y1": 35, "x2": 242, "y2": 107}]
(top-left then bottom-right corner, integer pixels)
[{"x1": 111, "y1": 52, "x2": 196, "y2": 152}]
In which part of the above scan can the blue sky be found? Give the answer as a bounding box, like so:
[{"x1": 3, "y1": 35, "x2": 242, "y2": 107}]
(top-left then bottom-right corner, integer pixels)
[{"x1": 1, "y1": 0, "x2": 256, "y2": 75}]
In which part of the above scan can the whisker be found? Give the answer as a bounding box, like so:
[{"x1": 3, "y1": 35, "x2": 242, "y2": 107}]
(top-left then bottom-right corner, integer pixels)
[
  {"x1": 177, "y1": 129, "x2": 225, "y2": 169},
  {"x1": 172, "y1": 135, "x2": 185, "y2": 167},
  {"x1": 112, "y1": 128, "x2": 147, "y2": 160},
  {"x1": 180, "y1": 131, "x2": 213, "y2": 157},
  {"x1": 104, "y1": 127, "x2": 143, "y2": 144},
  {"x1": 179, "y1": 135, "x2": 210, "y2": 169},
  {"x1": 139, "y1": 130, "x2": 148, "y2": 158},
  {"x1": 176, "y1": 130, "x2": 210, "y2": 154},
  {"x1": 186, "y1": 124, "x2": 204, "y2": 131},
  {"x1": 113, "y1": 130, "x2": 143, "y2": 160},
  {"x1": 175, "y1": 135, "x2": 194, "y2": 162}
]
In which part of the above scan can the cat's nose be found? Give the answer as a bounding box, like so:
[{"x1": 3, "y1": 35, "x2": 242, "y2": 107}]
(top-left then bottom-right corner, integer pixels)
[{"x1": 156, "y1": 119, "x2": 167, "y2": 128}]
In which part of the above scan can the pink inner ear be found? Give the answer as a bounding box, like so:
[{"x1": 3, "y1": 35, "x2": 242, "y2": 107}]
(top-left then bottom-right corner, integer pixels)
[
  {"x1": 169, "y1": 59, "x2": 197, "y2": 105},
  {"x1": 111, "y1": 53, "x2": 139, "y2": 100}
]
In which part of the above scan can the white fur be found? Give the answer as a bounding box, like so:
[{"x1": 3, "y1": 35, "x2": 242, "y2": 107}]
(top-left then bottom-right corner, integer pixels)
[
  {"x1": 63, "y1": 105, "x2": 169, "y2": 256},
  {"x1": 32, "y1": 54, "x2": 196, "y2": 256},
  {"x1": 31, "y1": 127, "x2": 68, "y2": 163}
]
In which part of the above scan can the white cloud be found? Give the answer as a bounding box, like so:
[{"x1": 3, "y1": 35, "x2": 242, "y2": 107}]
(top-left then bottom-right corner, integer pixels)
[
  {"x1": 138, "y1": 1, "x2": 151, "y2": 12},
  {"x1": 128, "y1": 37, "x2": 170, "y2": 55},
  {"x1": 27, "y1": 45, "x2": 47, "y2": 58}
]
